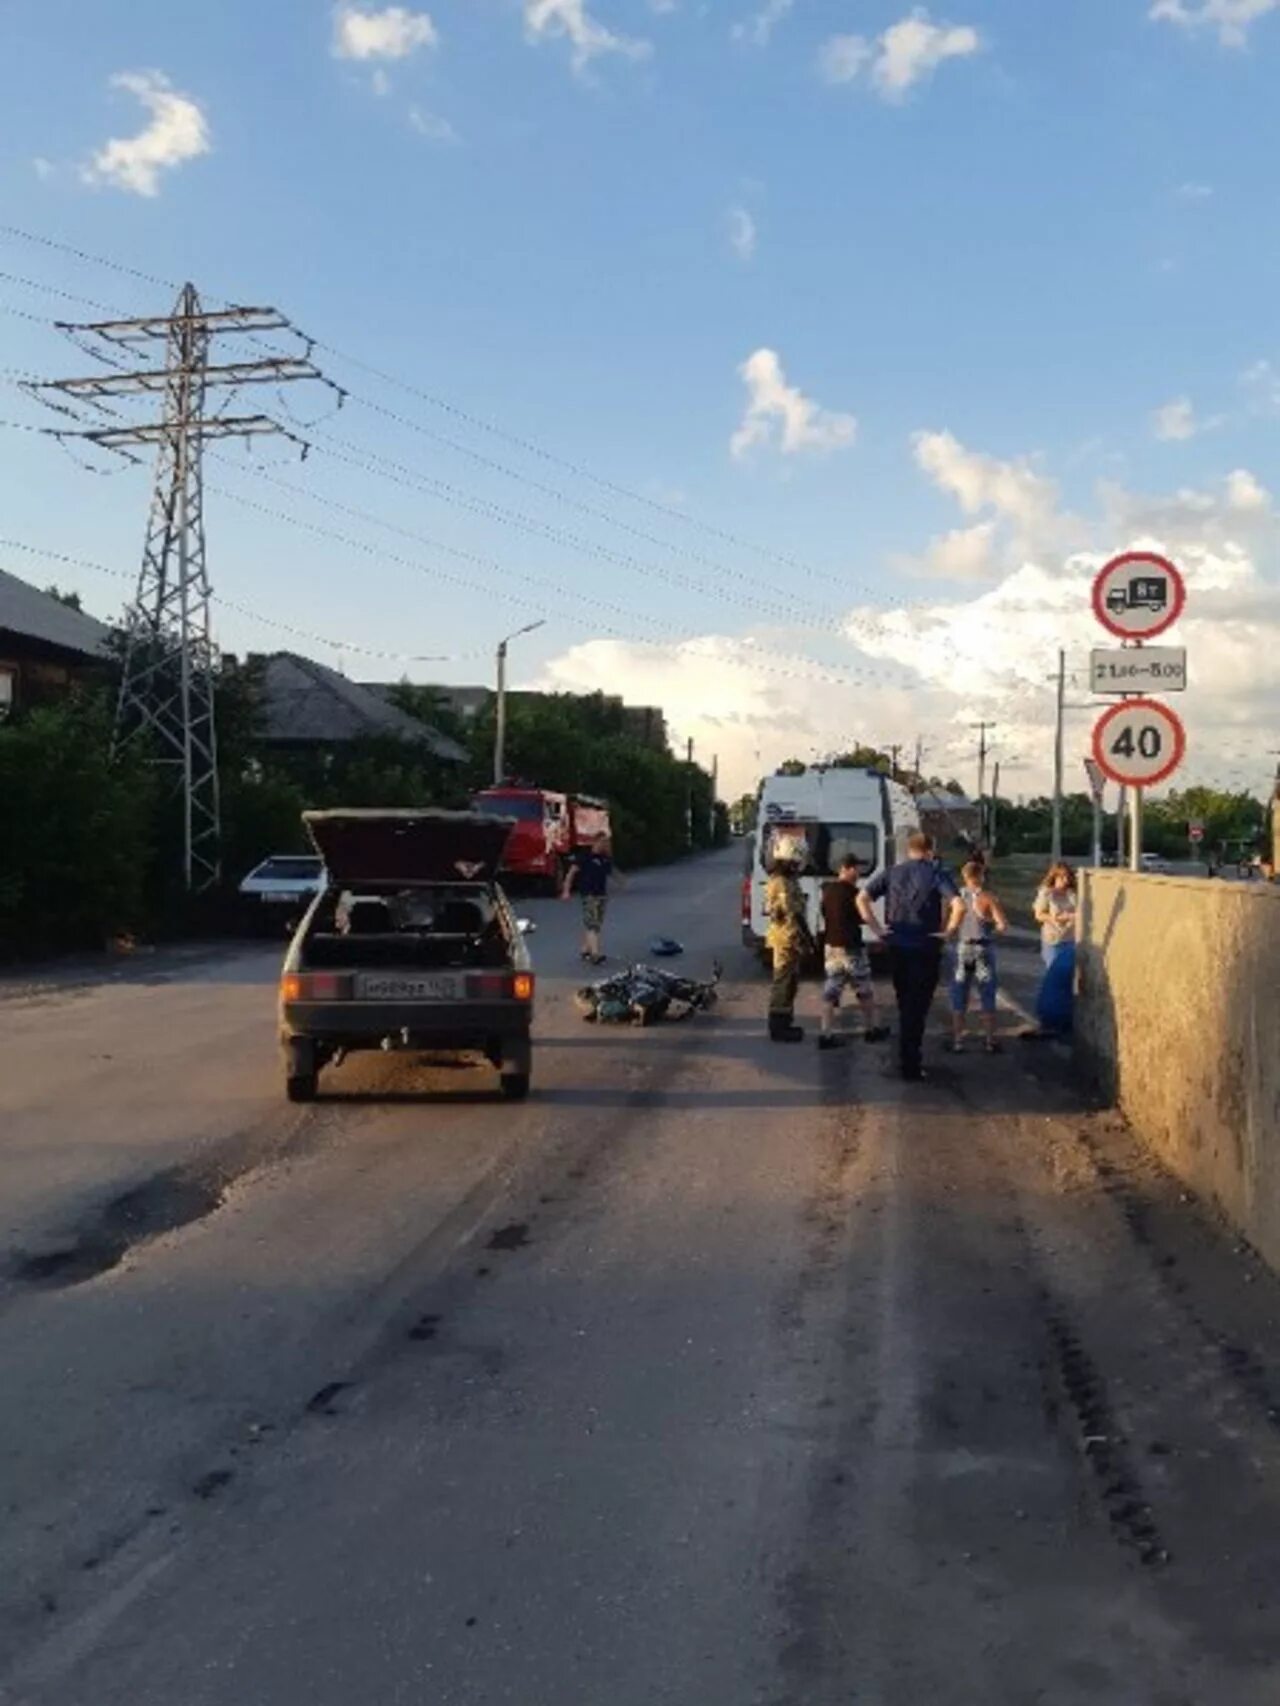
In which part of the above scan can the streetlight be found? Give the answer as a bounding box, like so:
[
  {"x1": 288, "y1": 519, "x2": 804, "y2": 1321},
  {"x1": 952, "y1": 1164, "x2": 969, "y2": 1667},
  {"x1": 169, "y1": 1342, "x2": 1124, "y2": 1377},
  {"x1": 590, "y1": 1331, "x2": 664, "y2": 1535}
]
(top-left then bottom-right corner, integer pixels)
[{"x1": 493, "y1": 619, "x2": 546, "y2": 786}]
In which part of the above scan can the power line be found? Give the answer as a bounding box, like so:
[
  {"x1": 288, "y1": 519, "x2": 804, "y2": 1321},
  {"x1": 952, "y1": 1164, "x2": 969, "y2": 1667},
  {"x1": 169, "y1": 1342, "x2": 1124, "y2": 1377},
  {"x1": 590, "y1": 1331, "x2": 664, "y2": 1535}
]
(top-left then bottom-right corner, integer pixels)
[
  {"x1": 0, "y1": 224, "x2": 900, "y2": 608},
  {"x1": 208, "y1": 475, "x2": 917, "y2": 698},
  {"x1": 0, "y1": 537, "x2": 475, "y2": 664},
  {"x1": 0, "y1": 410, "x2": 914, "y2": 693}
]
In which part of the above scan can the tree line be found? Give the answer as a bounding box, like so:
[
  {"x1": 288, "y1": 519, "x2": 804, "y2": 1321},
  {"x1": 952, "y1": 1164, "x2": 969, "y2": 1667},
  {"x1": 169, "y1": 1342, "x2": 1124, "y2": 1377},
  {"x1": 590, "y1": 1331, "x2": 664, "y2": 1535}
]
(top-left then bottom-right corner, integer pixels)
[{"x1": 0, "y1": 666, "x2": 725, "y2": 957}]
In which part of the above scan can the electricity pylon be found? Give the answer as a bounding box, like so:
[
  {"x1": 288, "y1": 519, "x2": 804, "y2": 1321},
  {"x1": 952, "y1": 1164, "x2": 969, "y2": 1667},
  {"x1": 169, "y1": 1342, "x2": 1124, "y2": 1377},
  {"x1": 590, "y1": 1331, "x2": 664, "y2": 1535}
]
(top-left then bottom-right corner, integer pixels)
[{"x1": 30, "y1": 285, "x2": 336, "y2": 890}]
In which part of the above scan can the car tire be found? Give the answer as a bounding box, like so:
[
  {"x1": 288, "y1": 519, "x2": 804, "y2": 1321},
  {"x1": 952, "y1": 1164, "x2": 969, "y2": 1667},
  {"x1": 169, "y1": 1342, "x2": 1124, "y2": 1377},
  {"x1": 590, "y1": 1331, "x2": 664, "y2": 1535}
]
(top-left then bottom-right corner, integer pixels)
[
  {"x1": 286, "y1": 1071, "x2": 317, "y2": 1103},
  {"x1": 500, "y1": 1071, "x2": 531, "y2": 1101}
]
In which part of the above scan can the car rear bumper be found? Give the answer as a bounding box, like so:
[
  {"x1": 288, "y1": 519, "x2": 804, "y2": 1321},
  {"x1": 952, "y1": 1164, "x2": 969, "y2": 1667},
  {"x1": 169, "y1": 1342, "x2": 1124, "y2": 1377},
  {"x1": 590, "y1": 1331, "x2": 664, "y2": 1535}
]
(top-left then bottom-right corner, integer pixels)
[{"x1": 282, "y1": 1000, "x2": 532, "y2": 1049}]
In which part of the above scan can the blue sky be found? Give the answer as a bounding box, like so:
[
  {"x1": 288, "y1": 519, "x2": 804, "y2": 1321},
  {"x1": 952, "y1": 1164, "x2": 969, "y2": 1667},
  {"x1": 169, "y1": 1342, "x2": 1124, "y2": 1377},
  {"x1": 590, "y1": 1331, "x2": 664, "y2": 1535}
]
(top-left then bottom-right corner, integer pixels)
[{"x1": 2, "y1": 0, "x2": 1278, "y2": 794}]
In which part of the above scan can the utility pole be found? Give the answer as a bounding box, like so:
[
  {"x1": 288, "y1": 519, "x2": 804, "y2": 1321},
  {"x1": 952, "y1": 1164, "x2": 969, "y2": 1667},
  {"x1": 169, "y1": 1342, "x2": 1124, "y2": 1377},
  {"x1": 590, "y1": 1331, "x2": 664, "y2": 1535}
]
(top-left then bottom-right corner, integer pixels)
[
  {"x1": 889, "y1": 743, "x2": 901, "y2": 783},
  {"x1": 972, "y1": 721, "x2": 996, "y2": 846},
  {"x1": 912, "y1": 735, "x2": 924, "y2": 789},
  {"x1": 492, "y1": 620, "x2": 546, "y2": 786},
  {"x1": 1050, "y1": 649, "x2": 1066, "y2": 864},
  {"x1": 989, "y1": 760, "x2": 1001, "y2": 856},
  {"x1": 686, "y1": 736, "x2": 695, "y2": 850},
  {"x1": 710, "y1": 753, "x2": 719, "y2": 842},
  {"x1": 29, "y1": 287, "x2": 334, "y2": 891}
]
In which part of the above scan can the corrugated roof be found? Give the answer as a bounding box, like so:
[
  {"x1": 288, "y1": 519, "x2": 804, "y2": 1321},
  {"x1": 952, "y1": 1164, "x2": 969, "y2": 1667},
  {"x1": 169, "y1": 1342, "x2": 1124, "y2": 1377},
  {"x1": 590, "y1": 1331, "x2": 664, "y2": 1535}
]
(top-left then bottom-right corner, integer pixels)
[
  {"x1": 258, "y1": 652, "x2": 468, "y2": 762},
  {"x1": 0, "y1": 566, "x2": 113, "y2": 660}
]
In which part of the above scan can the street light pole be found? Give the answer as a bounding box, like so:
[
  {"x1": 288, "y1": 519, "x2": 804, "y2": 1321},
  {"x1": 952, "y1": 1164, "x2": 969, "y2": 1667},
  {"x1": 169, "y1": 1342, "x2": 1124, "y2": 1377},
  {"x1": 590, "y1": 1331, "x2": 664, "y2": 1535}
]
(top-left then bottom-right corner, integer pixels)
[
  {"x1": 1051, "y1": 649, "x2": 1066, "y2": 863},
  {"x1": 492, "y1": 620, "x2": 545, "y2": 787}
]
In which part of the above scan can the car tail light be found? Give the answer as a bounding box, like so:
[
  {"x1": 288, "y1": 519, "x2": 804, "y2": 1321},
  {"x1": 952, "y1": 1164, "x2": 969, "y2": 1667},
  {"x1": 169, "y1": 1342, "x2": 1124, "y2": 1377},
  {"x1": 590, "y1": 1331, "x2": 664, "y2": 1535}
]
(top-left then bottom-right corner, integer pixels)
[
  {"x1": 281, "y1": 973, "x2": 352, "y2": 1001},
  {"x1": 464, "y1": 973, "x2": 536, "y2": 1001},
  {"x1": 741, "y1": 876, "x2": 752, "y2": 924}
]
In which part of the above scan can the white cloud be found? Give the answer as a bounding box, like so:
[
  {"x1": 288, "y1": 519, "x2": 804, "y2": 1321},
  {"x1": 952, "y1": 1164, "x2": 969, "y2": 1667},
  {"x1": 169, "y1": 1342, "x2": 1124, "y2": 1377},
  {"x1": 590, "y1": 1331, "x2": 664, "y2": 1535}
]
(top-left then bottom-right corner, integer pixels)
[
  {"x1": 906, "y1": 522, "x2": 1000, "y2": 582},
  {"x1": 1176, "y1": 180, "x2": 1214, "y2": 199},
  {"x1": 524, "y1": 0, "x2": 651, "y2": 71},
  {"x1": 1100, "y1": 467, "x2": 1275, "y2": 544},
  {"x1": 1226, "y1": 468, "x2": 1271, "y2": 512},
  {"x1": 408, "y1": 105, "x2": 459, "y2": 142},
  {"x1": 821, "y1": 8, "x2": 980, "y2": 99},
  {"x1": 732, "y1": 0, "x2": 795, "y2": 47},
  {"x1": 819, "y1": 35, "x2": 873, "y2": 82},
  {"x1": 727, "y1": 206, "x2": 757, "y2": 261},
  {"x1": 83, "y1": 71, "x2": 210, "y2": 198},
  {"x1": 1149, "y1": 0, "x2": 1280, "y2": 48},
  {"x1": 1240, "y1": 358, "x2": 1280, "y2": 415},
  {"x1": 32, "y1": 157, "x2": 55, "y2": 181},
  {"x1": 1152, "y1": 396, "x2": 1198, "y2": 440},
  {"x1": 731, "y1": 349, "x2": 858, "y2": 459},
  {"x1": 912, "y1": 429, "x2": 1063, "y2": 547},
  {"x1": 333, "y1": 5, "x2": 438, "y2": 60},
  {"x1": 539, "y1": 450, "x2": 1280, "y2": 800}
]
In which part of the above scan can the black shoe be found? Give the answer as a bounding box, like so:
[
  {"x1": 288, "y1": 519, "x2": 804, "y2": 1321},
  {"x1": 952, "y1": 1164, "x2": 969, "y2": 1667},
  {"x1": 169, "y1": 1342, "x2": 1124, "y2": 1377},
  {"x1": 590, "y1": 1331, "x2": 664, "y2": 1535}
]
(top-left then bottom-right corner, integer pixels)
[
  {"x1": 817, "y1": 1034, "x2": 844, "y2": 1051},
  {"x1": 901, "y1": 1065, "x2": 927, "y2": 1082},
  {"x1": 864, "y1": 1026, "x2": 890, "y2": 1043},
  {"x1": 768, "y1": 1016, "x2": 805, "y2": 1043}
]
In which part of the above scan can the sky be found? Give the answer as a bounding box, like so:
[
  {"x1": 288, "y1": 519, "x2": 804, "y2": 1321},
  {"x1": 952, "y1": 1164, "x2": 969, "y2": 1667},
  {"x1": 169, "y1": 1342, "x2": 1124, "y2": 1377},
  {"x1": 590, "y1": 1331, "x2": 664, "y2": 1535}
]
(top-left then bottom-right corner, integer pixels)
[{"x1": 2, "y1": 0, "x2": 1278, "y2": 803}]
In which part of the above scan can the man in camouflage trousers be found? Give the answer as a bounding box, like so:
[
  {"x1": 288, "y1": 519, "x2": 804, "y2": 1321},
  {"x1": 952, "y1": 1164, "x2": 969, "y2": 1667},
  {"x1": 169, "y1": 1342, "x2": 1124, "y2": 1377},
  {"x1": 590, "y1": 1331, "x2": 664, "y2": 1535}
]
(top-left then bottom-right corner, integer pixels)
[{"x1": 766, "y1": 835, "x2": 812, "y2": 1043}]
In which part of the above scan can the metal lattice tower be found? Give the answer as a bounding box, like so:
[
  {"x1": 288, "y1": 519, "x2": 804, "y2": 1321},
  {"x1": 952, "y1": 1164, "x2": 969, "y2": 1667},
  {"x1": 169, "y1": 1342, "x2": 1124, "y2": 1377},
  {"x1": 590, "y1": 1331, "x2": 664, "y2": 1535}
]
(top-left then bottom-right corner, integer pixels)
[
  {"x1": 120, "y1": 285, "x2": 220, "y2": 889},
  {"x1": 30, "y1": 286, "x2": 337, "y2": 890}
]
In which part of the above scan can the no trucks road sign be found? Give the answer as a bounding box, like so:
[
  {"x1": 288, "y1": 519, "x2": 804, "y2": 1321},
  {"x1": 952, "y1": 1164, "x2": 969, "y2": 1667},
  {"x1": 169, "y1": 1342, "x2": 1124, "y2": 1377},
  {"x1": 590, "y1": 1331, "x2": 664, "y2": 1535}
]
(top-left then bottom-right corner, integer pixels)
[
  {"x1": 1092, "y1": 551, "x2": 1186, "y2": 641},
  {"x1": 1092, "y1": 697, "x2": 1187, "y2": 789}
]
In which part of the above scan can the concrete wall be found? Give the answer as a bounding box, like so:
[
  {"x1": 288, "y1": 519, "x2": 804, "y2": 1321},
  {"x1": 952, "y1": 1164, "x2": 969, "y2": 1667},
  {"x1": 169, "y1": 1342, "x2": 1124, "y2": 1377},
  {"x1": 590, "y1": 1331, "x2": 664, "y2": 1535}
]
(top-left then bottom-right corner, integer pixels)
[{"x1": 1076, "y1": 870, "x2": 1280, "y2": 1268}]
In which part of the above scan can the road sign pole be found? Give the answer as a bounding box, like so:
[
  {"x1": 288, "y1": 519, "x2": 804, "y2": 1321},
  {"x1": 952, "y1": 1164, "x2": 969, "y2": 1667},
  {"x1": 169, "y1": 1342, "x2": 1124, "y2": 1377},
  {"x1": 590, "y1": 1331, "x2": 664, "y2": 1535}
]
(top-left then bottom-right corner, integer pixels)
[
  {"x1": 1129, "y1": 786, "x2": 1143, "y2": 873},
  {"x1": 1092, "y1": 795, "x2": 1103, "y2": 868}
]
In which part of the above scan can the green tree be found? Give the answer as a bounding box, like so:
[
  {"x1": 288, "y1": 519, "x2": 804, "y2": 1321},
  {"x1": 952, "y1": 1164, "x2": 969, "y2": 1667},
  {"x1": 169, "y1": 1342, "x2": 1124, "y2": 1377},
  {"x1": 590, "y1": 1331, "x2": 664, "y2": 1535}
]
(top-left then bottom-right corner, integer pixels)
[{"x1": 0, "y1": 694, "x2": 157, "y2": 953}]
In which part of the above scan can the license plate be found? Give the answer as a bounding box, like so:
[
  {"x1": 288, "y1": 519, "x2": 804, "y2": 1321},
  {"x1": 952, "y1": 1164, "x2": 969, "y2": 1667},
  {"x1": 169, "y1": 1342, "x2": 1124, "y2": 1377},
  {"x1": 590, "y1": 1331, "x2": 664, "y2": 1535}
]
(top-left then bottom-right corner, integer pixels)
[
  {"x1": 356, "y1": 974, "x2": 461, "y2": 1002},
  {"x1": 263, "y1": 892, "x2": 302, "y2": 904}
]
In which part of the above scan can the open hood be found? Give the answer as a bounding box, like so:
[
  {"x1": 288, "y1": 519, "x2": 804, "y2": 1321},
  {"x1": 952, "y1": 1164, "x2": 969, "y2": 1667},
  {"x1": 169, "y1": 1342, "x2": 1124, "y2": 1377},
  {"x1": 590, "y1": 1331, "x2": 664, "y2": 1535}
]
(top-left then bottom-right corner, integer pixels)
[{"x1": 303, "y1": 810, "x2": 514, "y2": 886}]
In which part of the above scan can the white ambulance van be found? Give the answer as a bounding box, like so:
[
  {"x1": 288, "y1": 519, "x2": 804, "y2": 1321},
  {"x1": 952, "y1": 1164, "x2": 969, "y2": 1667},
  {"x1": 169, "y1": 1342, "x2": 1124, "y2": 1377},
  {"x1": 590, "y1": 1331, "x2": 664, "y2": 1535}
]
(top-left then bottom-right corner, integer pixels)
[{"x1": 741, "y1": 766, "x2": 922, "y2": 964}]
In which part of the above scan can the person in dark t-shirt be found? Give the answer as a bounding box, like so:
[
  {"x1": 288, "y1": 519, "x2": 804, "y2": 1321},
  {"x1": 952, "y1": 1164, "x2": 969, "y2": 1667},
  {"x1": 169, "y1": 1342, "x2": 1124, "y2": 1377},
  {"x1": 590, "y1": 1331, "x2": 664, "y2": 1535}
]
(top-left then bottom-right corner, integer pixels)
[
  {"x1": 818, "y1": 856, "x2": 888, "y2": 1051},
  {"x1": 562, "y1": 835, "x2": 616, "y2": 964},
  {"x1": 858, "y1": 831, "x2": 958, "y2": 1080}
]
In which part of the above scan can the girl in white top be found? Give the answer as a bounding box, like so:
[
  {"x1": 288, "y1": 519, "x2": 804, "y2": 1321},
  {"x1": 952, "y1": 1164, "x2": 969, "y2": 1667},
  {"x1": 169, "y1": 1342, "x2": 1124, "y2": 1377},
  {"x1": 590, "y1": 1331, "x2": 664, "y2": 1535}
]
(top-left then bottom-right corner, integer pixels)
[{"x1": 1034, "y1": 863, "x2": 1077, "y2": 965}]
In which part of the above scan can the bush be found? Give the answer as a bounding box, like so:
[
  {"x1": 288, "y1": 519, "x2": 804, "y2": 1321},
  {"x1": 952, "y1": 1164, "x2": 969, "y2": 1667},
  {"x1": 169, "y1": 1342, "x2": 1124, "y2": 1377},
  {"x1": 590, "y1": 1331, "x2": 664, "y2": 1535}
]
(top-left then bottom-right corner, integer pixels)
[{"x1": 0, "y1": 697, "x2": 157, "y2": 954}]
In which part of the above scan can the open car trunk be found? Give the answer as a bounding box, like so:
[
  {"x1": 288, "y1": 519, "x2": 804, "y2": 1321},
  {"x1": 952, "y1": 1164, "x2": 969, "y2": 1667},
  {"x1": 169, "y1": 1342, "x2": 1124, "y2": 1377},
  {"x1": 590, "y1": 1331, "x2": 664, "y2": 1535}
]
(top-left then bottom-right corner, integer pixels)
[{"x1": 303, "y1": 810, "x2": 513, "y2": 887}]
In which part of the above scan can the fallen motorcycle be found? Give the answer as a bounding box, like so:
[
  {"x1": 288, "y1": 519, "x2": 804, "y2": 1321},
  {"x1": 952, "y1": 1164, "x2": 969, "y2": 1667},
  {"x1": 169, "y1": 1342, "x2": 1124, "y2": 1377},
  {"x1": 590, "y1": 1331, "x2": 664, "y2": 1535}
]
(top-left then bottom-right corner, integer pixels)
[{"x1": 575, "y1": 960, "x2": 723, "y2": 1026}]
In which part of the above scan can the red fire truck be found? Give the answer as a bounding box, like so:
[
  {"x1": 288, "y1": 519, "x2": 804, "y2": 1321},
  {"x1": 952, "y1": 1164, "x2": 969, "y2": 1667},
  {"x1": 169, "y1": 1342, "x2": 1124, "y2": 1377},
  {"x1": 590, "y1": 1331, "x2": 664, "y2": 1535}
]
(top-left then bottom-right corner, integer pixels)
[{"x1": 470, "y1": 787, "x2": 612, "y2": 890}]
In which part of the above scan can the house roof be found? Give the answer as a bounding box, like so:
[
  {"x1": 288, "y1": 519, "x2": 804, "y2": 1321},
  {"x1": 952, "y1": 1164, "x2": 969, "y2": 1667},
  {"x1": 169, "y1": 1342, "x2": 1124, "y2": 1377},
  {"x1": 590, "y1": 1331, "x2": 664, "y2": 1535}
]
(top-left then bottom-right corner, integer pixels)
[
  {"x1": 257, "y1": 652, "x2": 467, "y2": 762},
  {"x1": 0, "y1": 566, "x2": 113, "y2": 660}
]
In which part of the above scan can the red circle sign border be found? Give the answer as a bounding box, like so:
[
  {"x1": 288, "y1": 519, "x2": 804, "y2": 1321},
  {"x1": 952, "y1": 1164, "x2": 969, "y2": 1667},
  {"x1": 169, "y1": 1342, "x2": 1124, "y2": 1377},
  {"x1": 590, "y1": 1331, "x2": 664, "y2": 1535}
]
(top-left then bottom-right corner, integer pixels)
[
  {"x1": 1091, "y1": 696, "x2": 1187, "y2": 788},
  {"x1": 1092, "y1": 550, "x2": 1186, "y2": 640}
]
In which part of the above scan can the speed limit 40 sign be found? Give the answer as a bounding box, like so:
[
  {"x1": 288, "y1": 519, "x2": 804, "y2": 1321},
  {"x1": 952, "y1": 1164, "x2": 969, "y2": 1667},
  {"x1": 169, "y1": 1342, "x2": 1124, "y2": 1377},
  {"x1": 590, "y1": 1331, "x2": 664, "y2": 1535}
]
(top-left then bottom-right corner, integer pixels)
[{"x1": 1092, "y1": 697, "x2": 1186, "y2": 788}]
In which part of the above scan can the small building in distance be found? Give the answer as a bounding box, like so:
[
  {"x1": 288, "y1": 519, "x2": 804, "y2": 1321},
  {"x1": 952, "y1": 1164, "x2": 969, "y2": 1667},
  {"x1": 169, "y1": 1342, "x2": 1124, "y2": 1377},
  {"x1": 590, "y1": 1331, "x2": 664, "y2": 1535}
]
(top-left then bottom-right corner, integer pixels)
[
  {"x1": 248, "y1": 652, "x2": 468, "y2": 763},
  {"x1": 0, "y1": 567, "x2": 113, "y2": 720}
]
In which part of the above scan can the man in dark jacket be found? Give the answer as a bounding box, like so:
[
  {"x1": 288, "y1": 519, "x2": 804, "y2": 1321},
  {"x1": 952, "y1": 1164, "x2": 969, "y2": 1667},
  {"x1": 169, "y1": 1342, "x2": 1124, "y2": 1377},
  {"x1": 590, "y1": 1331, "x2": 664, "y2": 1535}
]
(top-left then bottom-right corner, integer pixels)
[{"x1": 858, "y1": 831, "x2": 957, "y2": 1081}]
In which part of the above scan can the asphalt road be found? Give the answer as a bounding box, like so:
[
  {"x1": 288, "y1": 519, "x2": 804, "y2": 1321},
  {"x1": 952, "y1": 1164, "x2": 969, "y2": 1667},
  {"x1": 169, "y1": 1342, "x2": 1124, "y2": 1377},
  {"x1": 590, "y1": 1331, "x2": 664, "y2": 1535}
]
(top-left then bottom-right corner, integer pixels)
[{"x1": 4, "y1": 846, "x2": 1280, "y2": 1704}]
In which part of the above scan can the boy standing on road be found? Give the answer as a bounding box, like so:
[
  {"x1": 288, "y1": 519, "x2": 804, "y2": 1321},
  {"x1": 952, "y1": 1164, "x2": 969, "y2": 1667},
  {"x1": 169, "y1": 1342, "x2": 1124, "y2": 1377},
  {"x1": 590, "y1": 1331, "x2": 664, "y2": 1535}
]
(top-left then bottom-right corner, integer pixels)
[
  {"x1": 857, "y1": 831, "x2": 957, "y2": 1081},
  {"x1": 943, "y1": 860, "x2": 1008, "y2": 1054},
  {"x1": 562, "y1": 834, "x2": 615, "y2": 965},
  {"x1": 818, "y1": 856, "x2": 889, "y2": 1051}
]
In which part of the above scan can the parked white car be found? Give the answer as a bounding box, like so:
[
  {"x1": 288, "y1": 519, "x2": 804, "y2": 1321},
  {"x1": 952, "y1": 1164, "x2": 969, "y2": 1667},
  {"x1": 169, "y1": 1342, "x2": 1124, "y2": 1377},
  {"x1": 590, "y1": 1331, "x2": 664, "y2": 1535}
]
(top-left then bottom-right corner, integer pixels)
[
  {"x1": 1139, "y1": 852, "x2": 1169, "y2": 874},
  {"x1": 239, "y1": 854, "x2": 326, "y2": 925}
]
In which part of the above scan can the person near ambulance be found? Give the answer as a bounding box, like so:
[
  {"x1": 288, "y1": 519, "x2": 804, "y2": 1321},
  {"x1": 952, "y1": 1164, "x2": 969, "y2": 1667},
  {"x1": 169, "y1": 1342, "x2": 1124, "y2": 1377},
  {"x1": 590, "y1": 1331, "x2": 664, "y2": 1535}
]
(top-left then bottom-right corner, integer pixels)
[
  {"x1": 943, "y1": 859, "x2": 1009, "y2": 1054},
  {"x1": 818, "y1": 855, "x2": 889, "y2": 1051},
  {"x1": 857, "y1": 831, "x2": 957, "y2": 1082},
  {"x1": 765, "y1": 834, "x2": 814, "y2": 1043}
]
